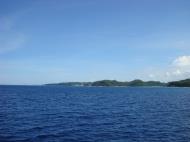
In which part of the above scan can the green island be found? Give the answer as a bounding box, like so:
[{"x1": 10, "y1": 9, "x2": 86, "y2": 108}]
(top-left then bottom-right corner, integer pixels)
[
  {"x1": 45, "y1": 78, "x2": 190, "y2": 87},
  {"x1": 167, "y1": 79, "x2": 190, "y2": 87}
]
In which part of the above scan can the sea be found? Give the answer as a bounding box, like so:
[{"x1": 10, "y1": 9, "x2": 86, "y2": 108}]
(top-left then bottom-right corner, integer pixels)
[{"x1": 0, "y1": 85, "x2": 190, "y2": 142}]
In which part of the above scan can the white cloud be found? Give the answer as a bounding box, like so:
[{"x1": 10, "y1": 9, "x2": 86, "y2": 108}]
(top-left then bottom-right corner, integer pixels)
[
  {"x1": 148, "y1": 74, "x2": 155, "y2": 78},
  {"x1": 172, "y1": 69, "x2": 182, "y2": 76},
  {"x1": 168, "y1": 56, "x2": 190, "y2": 80},
  {"x1": 172, "y1": 56, "x2": 190, "y2": 67},
  {"x1": 145, "y1": 56, "x2": 190, "y2": 82},
  {"x1": 165, "y1": 72, "x2": 170, "y2": 77},
  {"x1": 166, "y1": 56, "x2": 190, "y2": 81}
]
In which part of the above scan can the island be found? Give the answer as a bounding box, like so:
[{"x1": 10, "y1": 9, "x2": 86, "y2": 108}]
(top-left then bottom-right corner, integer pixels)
[
  {"x1": 168, "y1": 79, "x2": 190, "y2": 87},
  {"x1": 46, "y1": 79, "x2": 167, "y2": 87},
  {"x1": 45, "y1": 78, "x2": 190, "y2": 87}
]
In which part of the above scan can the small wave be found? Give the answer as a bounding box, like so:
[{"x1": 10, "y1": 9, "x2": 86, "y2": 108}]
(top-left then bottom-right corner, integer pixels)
[{"x1": 35, "y1": 133, "x2": 58, "y2": 139}]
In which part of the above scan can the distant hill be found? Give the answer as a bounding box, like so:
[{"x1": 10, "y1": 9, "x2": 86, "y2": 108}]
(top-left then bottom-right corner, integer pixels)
[
  {"x1": 46, "y1": 79, "x2": 166, "y2": 87},
  {"x1": 168, "y1": 79, "x2": 190, "y2": 87},
  {"x1": 128, "y1": 80, "x2": 165, "y2": 87},
  {"x1": 91, "y1": 80, "x2": 128, "y2": 86},
  {"x1": 46, "y1": 79, "x2": 190, "y2": 87},
  {"x1": 91, "y1": 79, "x2": 165, "y2": 87},
  {"x1": 46, "y1": 82, "x2": 91, "y2": 86}
]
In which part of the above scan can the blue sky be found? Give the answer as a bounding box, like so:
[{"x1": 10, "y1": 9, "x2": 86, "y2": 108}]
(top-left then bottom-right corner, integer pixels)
[{"x1": 0, "y1": 0, "x2": 190, "y2": 84}]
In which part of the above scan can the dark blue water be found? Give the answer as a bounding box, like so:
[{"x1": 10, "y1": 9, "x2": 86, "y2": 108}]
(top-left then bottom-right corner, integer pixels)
[{"x1": 0, "y1": 86, "x2": 190, "y2": 142}]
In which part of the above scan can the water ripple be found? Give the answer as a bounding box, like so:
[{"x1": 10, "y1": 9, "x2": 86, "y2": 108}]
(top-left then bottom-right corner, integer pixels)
[{"x1": 1, "y1": 86, "x2": 190, "y2": 141}]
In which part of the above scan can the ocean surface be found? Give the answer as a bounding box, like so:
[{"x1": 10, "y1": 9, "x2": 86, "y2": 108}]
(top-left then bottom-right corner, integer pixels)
[{"x1": 0, "y1": 86, "x2": 190, "y2": 142}]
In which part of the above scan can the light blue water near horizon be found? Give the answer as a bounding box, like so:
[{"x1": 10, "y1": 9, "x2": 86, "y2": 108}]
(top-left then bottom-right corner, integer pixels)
[{"x1": 0, "y1": 86, "x2": 190, "y2": 142}]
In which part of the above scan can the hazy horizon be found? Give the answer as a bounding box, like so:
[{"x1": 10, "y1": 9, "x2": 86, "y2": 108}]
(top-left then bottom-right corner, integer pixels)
[{"x1": 1, "y1": 0, "x2": 190, "y2": 85}]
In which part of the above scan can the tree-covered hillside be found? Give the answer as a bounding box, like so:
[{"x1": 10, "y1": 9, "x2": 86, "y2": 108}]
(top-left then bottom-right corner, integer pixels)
[{"x1": 168, "y1": 79, "x2": 190, "y2": 87}]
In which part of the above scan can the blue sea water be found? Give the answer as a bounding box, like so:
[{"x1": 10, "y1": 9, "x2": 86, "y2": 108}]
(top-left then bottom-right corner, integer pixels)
[{"x1": 0, "y1": 86, "x2": 190, "y2": 142}]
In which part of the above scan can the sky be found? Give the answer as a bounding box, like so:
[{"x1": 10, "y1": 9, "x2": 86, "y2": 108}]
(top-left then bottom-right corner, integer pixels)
[{"x1": 0, "y1": 0, "x2": 190, "y2": 85}]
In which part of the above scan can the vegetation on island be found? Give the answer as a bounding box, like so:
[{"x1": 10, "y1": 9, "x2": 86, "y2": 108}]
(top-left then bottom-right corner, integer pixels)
[
  {"x1": 168, "y1": 79, "x2": 190, "y2": 87},
  {"x1": 91, "y1": 80, "x2": 127, "y2": 86},
  {"x1": 46, "y1": 82, "x2": 91, "y2": 86},
  {"x1": 91, "y1": 80, "x2": 166, "y2": 87},
  {"x1": 128, "y1": 80, "x2": 165, "y2": 86},
  {"x1": 46, "y1": 79, "x2": 167, "y2": 87},
  {"x1": 46, "y1": 78, "x2": 190, "y2": 87}
]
